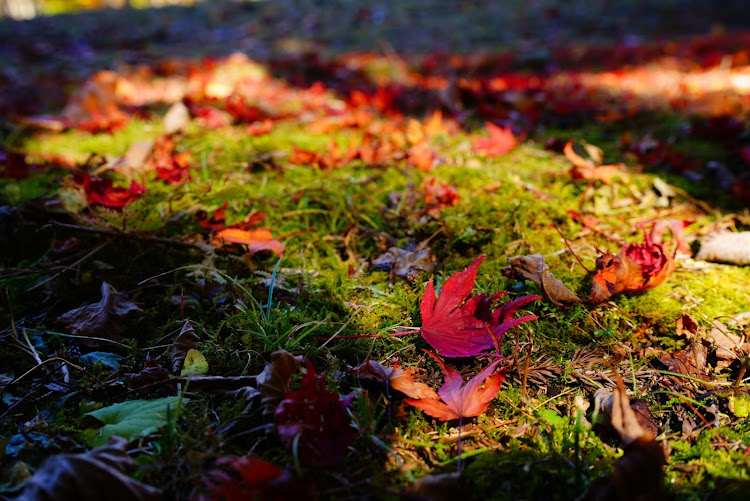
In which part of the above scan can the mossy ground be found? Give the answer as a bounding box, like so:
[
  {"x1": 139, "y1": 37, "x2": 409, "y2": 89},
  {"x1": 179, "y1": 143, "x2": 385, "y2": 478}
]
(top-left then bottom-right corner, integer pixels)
[{"x1": 2, "y1": 1, "x2": 750, "y2": 500}]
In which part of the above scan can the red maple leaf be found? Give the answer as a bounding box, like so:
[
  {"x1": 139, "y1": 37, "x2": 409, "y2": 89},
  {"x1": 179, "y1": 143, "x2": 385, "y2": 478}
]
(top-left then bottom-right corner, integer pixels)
[
  {"x1": 274, "y1": 360, "x2": 357, "y2": 467},
  {"x1": 72, "y1": 171, "x2": 145, "y2": 209},
  {"x1": 472, "y1": 122, "x2": 517, "y2": 156},
  {"x1": 194, "y1": 202, "x2": 228, "y2": 230},
  {"x1": 198, "y1": 455, "x2": 311, "y2": 501},
  {"x1": 420, "y1": 256, "x2": 539, "y2": 357},
  {"x1": 405, "y1": 350, "x2": 505, "y2": 421}
]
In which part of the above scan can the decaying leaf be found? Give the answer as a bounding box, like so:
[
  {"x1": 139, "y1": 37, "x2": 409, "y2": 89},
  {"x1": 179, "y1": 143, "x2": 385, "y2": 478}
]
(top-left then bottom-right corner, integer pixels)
[
  {"x1": 274, "y1": 360, "x2": 357, "y2": 467},
  {"x1": 564, "y1": 140, "x2": 629, "y2": 184},
  {"x1": 652, "y1": 313, "x2": 708, "y2": 378},
  {"x1": 15, "y1": 437, "x2": 161, "y2": 501},
  {"x1": 253, "y1": 350, "x2": 304, "y2": 418},
  {"x1": 405, "y1": 350, "x2": 505, "y2": 421},
  {"x1": 706, "y1": 319, "x2": 750, "y2": 371},
  {"x1": 502, "y1": 254, "x2": 582, "y2": 306},
  {"x1": 171, "y1": 320, "x2": 200, "y2": 374},
  {"x1": 696, "y1": 231, "x2": 750, "y2": 265},
  {"x1": 348, "y1": 359, "x2": 438, "y2": 400},
  {"x1": 371, "y1": 246, "x2": 436, "y2": 281},
  {"x1": 420, "y1": 255, "x2": 539, "y2": 357},
  {"x1": 408, "y1": 471, "x2": 463, "y2": 501},
  {"x1": 585, "y1": 379, "x2": 667, "y2": 501},
  {"x1": 58, "y1": 282, "x2": 142, "y2": 348}
]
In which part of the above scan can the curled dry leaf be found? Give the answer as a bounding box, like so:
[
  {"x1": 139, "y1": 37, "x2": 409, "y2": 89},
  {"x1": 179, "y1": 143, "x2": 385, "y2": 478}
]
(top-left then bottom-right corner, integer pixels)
[
  {"x1": 15, "y1": 436, "x2": 161, "y2": 501},
  {"x1": 589, "y1": 228, "x2": 675, "y2": 304},
  {"x1": 405, "y1": 350, "x2": 505, "y2": 421},
  {"x1": 171, "y1": 320, "x2": 200, "y2": 374},
  {"x1": 420, "y1": 255, "x2": 539, "y2": 357},
  {"x1": 585, "y1": 378, "x2": 667, "y2": 501},
  {"x1": 58, "y1": 282, "x2": 142, "y2": 348},
  {"x1": 371, "y1": 246, "x2": 436, "y2": 281},
  {"x1": 408, "y1": 471, "x2": 463, "y2": 501},
  {"x1": 348, "y1": 360, "x2": 438, "y2": 400},
  {"x1": 254, "y1": 350, "x2": 304, "y2": 418},
  {"x1": 502, "y1": 254, "x2": 582, "y2": 307},
  {"x1": 564, "y1": 140, "x2": 629, "y2": 184}
]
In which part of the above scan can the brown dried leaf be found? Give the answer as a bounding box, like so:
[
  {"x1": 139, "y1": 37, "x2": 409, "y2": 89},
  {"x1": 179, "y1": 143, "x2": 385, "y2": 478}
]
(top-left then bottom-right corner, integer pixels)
[
  {"x1": 58, "y1": 282, "x2": 142, "y2": 348},
  {"x1": 15, "y1": 436, "x2": 161, "y2": 501},
  {"x1": 585, "y1": 379, "x2": 667, "y2": 501},
  {"x1": 371, "y1": 247, "x2": 436, "y2": 281},
  {"x1": 408, "y1": 472, "x2": 463, "y2": 501},
  {"x1": 171, "y1": 320, "x2": 200, "y2": 374},
  {"x1": 503, "y1": 254, "x2": 581, "y2": 307},
  {"x1": 707, "y1": 320, "x2": 750, "y2": 370},
  {"x1": 256, "y1": 350, "x2": 304, "y2": 418}
]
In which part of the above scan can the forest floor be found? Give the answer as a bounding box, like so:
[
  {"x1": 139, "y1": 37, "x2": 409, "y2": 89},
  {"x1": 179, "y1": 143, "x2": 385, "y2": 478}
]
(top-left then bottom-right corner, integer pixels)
[{"x1": 2, "y1": 1, "x2": 750, "y2": 500}]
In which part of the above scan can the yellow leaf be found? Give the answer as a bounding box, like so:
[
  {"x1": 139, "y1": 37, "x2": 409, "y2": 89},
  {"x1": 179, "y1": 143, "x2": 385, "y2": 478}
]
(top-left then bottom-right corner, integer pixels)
[{"x1": 180, "y1": 349, "x2": 208, "y2": 376}]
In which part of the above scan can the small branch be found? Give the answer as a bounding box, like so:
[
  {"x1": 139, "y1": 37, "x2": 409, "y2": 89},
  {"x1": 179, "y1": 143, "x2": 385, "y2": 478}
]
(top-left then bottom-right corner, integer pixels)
[{"x1": 50, "y1": 220, "x2": 210, "y2": 251}]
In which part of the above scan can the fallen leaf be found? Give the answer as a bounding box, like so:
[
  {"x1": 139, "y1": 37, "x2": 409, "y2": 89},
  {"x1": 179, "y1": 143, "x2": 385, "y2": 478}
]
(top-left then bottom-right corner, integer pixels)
[
  {"x1": 124, "y1": 360, "x2": 171, "y2": 396},
  {"x1": 405, "y1": 350, "x2": 504, "y2": 421},
  {"x1": 246, "y1": 119, "x2": 274, "y2": 136},
  {"x1": 14, "y1": 436, "x2": 161, "y2": 501},
  {"x1": 171, "y1": 320, "x2": 201, "y2": 374},
  {"x1": 254, "y1": 350, "x2": 304, "y2": 418},
  {"x1": 274, "y1": 360, "x2": 357, "y2": 467},
  {"x1": 589, "y1": 228, "x2": 675, "y2": 304},
  {"x1": 408, "y1": 471, "x2": 463, "y2": 501},
  {"x1": 420, "y1": 255, "x2": 539, "y2": 357},
  {"x1": 585, "y1": 379, "x2": 667, "y2": 501},
  {"x1": 197, "y1": 455, "x2": 310, "y2": 501},
  {"x1": 408, "y1": 140, "x2": 436, "y2": 171},
  {"x1": 70, "y1": 171, "x2": 146, "y2": 210},
  {"x1": 82, "y1": 396, "x2": 186, "y2": 447},
  {"x1": 423, "y1": 178, "x2": 460, "y2": 217},
  {"x1": 502, "y1": 254, "x2": 582, "y2": 306},
  {"x1": 371, "y1": 246, "x2": 436, "y2": 281},
  {"x1": 348, "y1": 360, "x2": 438, "y2": 400},
  {"x1": 58, "y1": 282, "x2": 142, "y2": 348},
  {"x1": 213, "y1": 228, "x2": 284, "y2": 256},
  {"x1": 180, "y1": 349, "x2": 209, "y2": 376},
  {"x1": 194, "y1": 201, "x2": 229, "y2": 231},
  {"x1": 706, "y1": 319, "x2": 750, "y2": 371},
  {"x1": 163, "y1": 101, "x2": 190, "y2": 135},
  {"x1": 472, "y1": 122, "x2": 517, "y2": 156},
  {"x1": 564, "y1": 140, "x2": 629, "y2": 184}
]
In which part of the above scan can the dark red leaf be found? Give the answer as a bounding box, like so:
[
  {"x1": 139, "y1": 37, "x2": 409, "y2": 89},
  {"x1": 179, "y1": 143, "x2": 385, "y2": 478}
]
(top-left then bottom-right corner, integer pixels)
[{"x1": 274, "y1": 360, "x2": 357, "y2": 467}]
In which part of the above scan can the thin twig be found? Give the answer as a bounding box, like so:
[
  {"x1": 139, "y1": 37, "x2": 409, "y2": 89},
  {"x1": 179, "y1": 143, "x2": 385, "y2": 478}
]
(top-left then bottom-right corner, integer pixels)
[{"x1": 50, "y1": 220, "x2": 210, "y2": 250}]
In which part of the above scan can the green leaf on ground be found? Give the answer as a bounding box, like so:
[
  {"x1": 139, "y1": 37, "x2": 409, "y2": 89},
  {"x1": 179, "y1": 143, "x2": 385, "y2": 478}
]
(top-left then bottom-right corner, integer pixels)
[{"x1": 82, "y1": 397, "x2": 186, "y2": 447}]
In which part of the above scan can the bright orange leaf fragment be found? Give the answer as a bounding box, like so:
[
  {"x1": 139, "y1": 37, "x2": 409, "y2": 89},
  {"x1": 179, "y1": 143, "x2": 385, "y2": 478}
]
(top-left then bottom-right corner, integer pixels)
[
  {"x1": 472, "y1": 122, "x2": 517, "y2": 156},
  {"x1": 213, "y1": 228, "x2": 284, "y2": 256}
]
